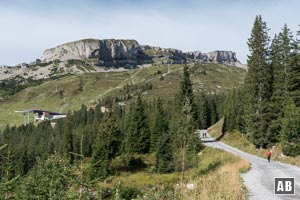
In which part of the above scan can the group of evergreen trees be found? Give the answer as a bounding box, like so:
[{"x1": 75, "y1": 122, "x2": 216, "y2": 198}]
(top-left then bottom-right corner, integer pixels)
[
  {"x1": 0, "y1": 65, "x2": 223, "y2": 198},
  {"x1": 224, "y1": 15, "x2": 300, "y2": 155}
]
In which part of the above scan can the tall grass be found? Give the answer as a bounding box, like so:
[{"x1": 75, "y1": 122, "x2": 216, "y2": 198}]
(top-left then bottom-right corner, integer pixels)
[
  {"x1": 179, "y1": 148, "x2": 249, "y2": 200},
  {"x1": 108, "y1": 148, "x2": 250, "y2": 200}
]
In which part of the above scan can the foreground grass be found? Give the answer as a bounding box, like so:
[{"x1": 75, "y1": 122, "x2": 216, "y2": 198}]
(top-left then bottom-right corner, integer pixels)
[
  {"x1": 208, "y1": 118, "x2": 300, "y2": 166},
  {"x1": 96, "y1": 148, "x2": 249, "y2": 199},
  {"x1": 179, "y1": 148, "x2": 249, "y2": 200}
]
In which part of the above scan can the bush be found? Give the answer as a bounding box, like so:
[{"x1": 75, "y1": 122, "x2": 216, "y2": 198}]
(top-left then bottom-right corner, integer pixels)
[
  {"x1": 282, "y1": 143, "x2": 300, "y2": 157},
  {"x1": 113, "y1": 182, "x2": 141, "y2": 200}
]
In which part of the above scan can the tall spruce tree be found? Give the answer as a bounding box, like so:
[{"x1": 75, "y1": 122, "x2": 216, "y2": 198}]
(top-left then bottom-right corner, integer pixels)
[
  {"x1": 269, "y1": 25, "x2": 293, "y2": 143},
  {"x1": 63, "y1": 116, "x2": 74, "y2": 164},
  {"x1": 288, "y1": 31, "x2": 300, "y2": 106},
  {"x1": 155, "y1": 129, "x2": 173, "y2": 173},
  {"x1": 173, "y1": 65, "x2": 202, "y2": 183},
  {"x1": 124, "y1": 94, "x2": 150, "y2": 154},
  {"x1": 245, "y1": 15, "x2": 272, "y2": 148},
  {"x1": 88, "y1": 112, "x2": 121, "y2": 180},
  {"x1": 179, "y1": 65, "x2": 198, "y2": 123},
  {"x1": 197, "y1": 93, "x2": 209, "y2": 129},
  {"x1": 281, "y1": 99, "x2": 300, "y2": 156},
  {"x1": 150, "y1": 99, "x2": 168, "y2": 153}
]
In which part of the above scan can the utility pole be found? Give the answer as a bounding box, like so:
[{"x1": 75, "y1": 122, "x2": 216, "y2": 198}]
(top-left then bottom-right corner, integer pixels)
[
  {"x1": 23, "y1": 113, "x2": 26, "y2": 126},
  {"x1": 105, "y1": 67, "x2": 108, "y2": 78}
]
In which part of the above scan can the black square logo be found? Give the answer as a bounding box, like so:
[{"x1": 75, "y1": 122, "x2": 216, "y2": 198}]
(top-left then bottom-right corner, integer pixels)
[{"x1": 274, "y1": 177, "x2": 295, "y2": 195}]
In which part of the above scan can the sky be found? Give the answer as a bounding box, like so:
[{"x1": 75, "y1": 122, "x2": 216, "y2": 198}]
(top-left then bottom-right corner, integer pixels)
[{"x1": 0, "y1": 0, "x2": 299, "y2": 65}]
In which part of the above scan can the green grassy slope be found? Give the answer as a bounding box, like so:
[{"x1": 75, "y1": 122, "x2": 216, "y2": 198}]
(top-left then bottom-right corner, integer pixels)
[{"x1": 0, "y1": 63, "x2": 246, "y2": 129}]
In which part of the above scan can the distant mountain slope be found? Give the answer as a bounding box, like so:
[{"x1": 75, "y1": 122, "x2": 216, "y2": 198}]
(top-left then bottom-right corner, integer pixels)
[
  {"x1": 0, "y1": 63, "x2": 246, "y2": 129},
  {"x1": 0, "y1": 38, "x2": 246, "y2": 81}
]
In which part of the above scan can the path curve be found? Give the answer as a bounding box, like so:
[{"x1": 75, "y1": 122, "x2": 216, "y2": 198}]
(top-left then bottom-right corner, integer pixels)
[{"x1": 201, "y1": 132, "x2": 300, "y2": 200}]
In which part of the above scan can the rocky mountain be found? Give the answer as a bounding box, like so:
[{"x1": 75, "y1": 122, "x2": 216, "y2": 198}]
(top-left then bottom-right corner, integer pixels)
[
  {"x1": 41, "y1": 39, "x2": 242, "y2": 66},
  {"x1": 41, "y1": 39, "x2": 152, "y2": 67},
  {"x1": 0, "y1": 38, "x2": 246, "y2": 81}
]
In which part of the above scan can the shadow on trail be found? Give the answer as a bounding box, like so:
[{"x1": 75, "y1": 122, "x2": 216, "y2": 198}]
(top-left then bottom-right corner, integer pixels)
[
  {"x1": 202, "y1": 139, "x2": 217, "y2": 143},
  {"x1": 215, "y1": 131, "x2": 225, "y2": 141}
]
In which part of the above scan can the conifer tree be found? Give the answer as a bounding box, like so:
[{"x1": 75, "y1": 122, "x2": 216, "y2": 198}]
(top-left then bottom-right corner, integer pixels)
[
  {"x1": 88, "y1": 113, "x2": 121, "y2": 180},
  {"x1": 197, "y1": 93, "x2": 209, "y2": 129},
  {"x1": 124, "y1": 94, "x2": 150, "y2": 154},
  {"x1": 155, "y1": 129, "x2": 173, "y2": 173},
  {"x1": 150, "y1": 99, "x2": 168, "y2": 153},
  {"x1": 173, "y1": 66, "x2": 202, "y2": 183},
  {"x1": 281, "y1": 99, "x2": 300, "y2": 156},
  {"x1": 63, "y1": 116, "x2": 74, "y2": 164},
  {"x1": 288, "y1": 31, "x2": 300, "y2": 106},
  {"x1": 0, "y1": 145, "x2": 19, "y2": 199},
  {"x1": 269, "y1": 25, "x2": 294, "y2": 143},
  {"x1": 178, "y1": 65, "x2": 197, "y2": 122},
  {"x1": 245, "y1": 15, "x2": 272, "y2": 147}
]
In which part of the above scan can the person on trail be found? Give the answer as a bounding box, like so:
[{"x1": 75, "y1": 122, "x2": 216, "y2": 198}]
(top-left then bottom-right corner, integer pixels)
[{"x1": 266, "y1": 149, "x2": 271, "y2": 162}]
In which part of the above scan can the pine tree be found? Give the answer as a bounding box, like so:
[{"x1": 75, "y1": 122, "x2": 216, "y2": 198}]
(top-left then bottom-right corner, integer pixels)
[
  {"x1": 155, "y1": 130, "x2": 173, "y2": 173},
  {"x1": 197, "y1": 93, "x2": 209, "y2": 129},
  {"x1": 173, "y1": 66, "x2": 202, "y2": 183},
  {"x1": 124, "y1": 94, "x2": 150, "y2": 154},
  {"x1": 245, "y1": 15, "x2": 272, "y2": 148},
  {"x1": 288, "y1": 31, "x2": 300, "y2": 106},
  {"x1": 223, "y1": 87, "x2": 246, "y2": 133},
  {"x1": 281, "y1": 99, "x2": 300, "y2": 156},
  {"x1": 178, "y1": 65, "x2": 197, "y2": 122},
  {"x1": 63, "y1": 116, "x2": 74, "y2": 164},
  {"x1": 88, "y1": 113, "x2": 121, "y2": 180},
  {"x1": 0, "y1": 145, "x2": 20, "y2": 199},
  {"x1": 150, "y1": 99, "x2": 168, "y2": 153},
  {"x1": 268, "y1": 25, "x2": 294, "y2": 144}
]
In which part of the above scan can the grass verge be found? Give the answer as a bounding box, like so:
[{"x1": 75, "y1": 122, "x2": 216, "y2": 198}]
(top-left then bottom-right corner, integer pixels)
[
  {"x1": 95, "y1": 148, "x2": 250, "y2": 200},
  {"x1": 208, "y1": 118, "x2": 300, "y2": 166}
]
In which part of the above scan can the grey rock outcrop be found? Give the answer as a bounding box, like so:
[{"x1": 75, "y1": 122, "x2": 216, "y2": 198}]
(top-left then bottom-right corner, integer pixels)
[
  {"x1": 206, "y1": 51, "x2": 238, "y2": 64},
  {"x1": 41, "y1": 39, "x2": 152, "y2": 68},
  {"x1": 40, "y1": 39, "x2": 243, "y2": 68},
  {"x1": 0, "y1": 39, "x2": 246, "y2": 81}
]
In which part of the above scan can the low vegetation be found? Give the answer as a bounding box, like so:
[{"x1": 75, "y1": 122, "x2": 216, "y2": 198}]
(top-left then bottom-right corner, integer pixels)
[{"x1": 208, "y1": 118, "x2": 300, "y2": 166}]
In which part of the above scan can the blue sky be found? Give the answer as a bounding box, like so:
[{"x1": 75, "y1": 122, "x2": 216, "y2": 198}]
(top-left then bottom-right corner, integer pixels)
[{"x1": 0, "y1": 0, "x2": 299, "y2": 65}]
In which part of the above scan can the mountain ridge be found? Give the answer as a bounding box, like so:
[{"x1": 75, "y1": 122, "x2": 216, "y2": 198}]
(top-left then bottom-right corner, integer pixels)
[
  {"x1": 41, "y1": 38, "x2": 244, "y2": 67},
  {"x1": 0, "y1": 38, "x2": 246, "y2": 81}
]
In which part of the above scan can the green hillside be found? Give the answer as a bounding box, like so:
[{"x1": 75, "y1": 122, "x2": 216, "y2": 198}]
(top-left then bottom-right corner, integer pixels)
[{"x1": 0, "y1": 63, "x2": 245, "y2": 129}]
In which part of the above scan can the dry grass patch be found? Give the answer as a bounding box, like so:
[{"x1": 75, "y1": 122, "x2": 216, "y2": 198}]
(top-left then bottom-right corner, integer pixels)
[{"x1": 180, "y1": 148, "x2": 250, "y2": 200}]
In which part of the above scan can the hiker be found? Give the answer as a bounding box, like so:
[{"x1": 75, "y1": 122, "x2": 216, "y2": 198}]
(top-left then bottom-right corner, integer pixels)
[{"x1": 266, "y1": 149, "x2": 271, "y2": 162}]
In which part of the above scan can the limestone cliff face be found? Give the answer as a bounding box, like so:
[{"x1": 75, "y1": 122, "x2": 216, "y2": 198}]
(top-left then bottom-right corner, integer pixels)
[
  {"x1": 0, "y1": 39, "x2": 246, "y2": 81},
  {"x1": 41, "y1": 39, "x2": 101, "y2": 61},
  {"x1": 206, "y1": 51, "x2": 238, "y2": 64},
  {"x1": 40, "y1": 38, "x2": 242, "y2": 68},
  {"x1": 41, "y1": 39, "x2": 152, "y2": 68}
]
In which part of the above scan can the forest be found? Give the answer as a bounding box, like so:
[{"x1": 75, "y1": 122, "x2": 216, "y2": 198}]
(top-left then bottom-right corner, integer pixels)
[
  {"x1": 223, "y1": 15, "x2": 300, "y2": 156},
  {"x1": 0, "y1": 65, "x2": 224, "y2": 199}
]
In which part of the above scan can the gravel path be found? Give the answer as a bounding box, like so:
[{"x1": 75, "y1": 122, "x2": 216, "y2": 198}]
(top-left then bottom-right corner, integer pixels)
[{"x1": 201, "y1": 132, "x2": 300, "y2": 200}]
